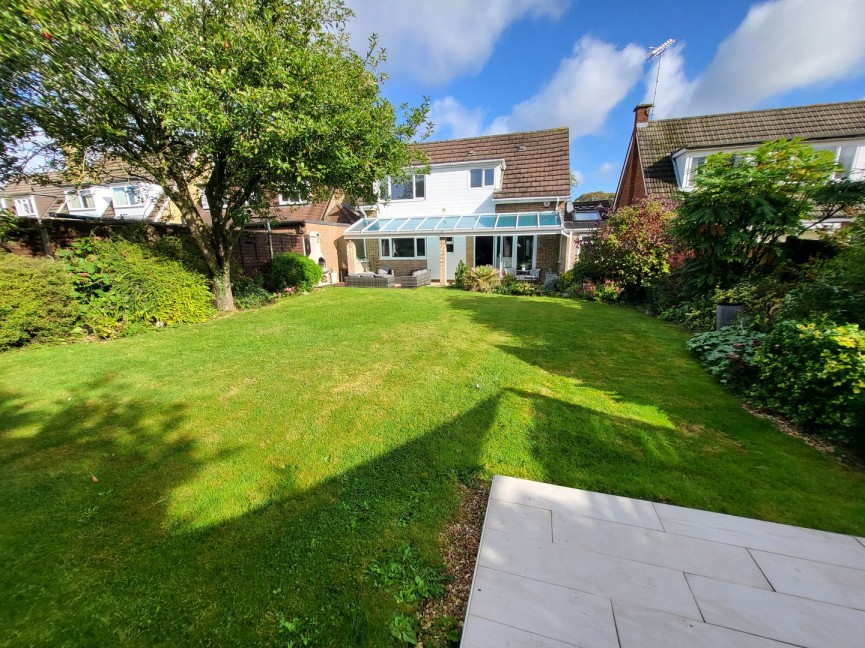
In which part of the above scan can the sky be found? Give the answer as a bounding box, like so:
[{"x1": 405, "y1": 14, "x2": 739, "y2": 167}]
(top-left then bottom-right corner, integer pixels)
[{"x1": 345, "y1": 0, "x2": 865, "y2": 194}]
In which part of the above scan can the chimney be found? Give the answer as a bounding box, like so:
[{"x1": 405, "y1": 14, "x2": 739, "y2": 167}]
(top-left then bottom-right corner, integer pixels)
[{"x1": 634, "y1": 104, "x2": 653, "y2": 127}]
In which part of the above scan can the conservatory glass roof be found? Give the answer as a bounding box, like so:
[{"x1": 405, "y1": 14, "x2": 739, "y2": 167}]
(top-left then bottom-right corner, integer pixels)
[{"x1": 344, "y1": 211, "x2": 563, "y2": 238}]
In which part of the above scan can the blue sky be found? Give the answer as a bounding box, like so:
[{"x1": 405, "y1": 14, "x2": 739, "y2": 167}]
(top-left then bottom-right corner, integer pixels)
[{"x1": 346, "y1": 0, "x2": 865, "y2": 194}]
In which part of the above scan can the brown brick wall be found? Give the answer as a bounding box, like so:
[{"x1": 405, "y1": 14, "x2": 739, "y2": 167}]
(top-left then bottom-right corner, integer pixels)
[
  {"x1": 466, "y1": 237, "x2": 475, "y2": 270},
  {"x1": 494, "y1": 201, "x2": 552, "y2": 213},
  {"x1": 536, "y1": 235, "x2": 561, "y2": 280},
  {"x1": 613, "y1": 133, "x2": 646, "y2": 210}
]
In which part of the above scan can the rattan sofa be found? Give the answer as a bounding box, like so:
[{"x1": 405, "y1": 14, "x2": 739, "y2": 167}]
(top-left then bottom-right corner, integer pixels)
[
  {"x1": 397, "y1": 268, "x2": 431, "y2": 288},
  {"x1": 345, "y1": 272, "x2": 395, "y2": 288}
]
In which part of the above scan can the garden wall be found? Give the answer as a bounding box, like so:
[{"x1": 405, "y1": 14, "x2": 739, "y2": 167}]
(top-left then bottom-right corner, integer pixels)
[{"x1": 3, "y1": 217, "x2": 303, "y2": 278}]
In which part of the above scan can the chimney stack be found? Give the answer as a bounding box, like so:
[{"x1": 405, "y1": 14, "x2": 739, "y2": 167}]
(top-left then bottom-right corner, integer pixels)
[{"x1": 634, "y1": 104, "x2": 653, "y2": 127}]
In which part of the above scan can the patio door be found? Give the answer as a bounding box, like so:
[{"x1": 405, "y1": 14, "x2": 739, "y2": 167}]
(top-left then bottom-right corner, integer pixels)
[
  {"x1": 516, "y1": 235, "x2": 535, "y2": 271},
  {"x1": 495, "y1": 235, "x2": 536, "y2": 272}
]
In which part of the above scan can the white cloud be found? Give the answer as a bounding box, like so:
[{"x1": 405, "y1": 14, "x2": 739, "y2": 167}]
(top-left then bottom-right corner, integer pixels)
[
  {"x1": 597, "y1": 161, "x2": 616, "y2": 175},
  {"x1": 493, "y1": 37, "x2": 646, "y2": 136},
  {"x1": 571, "y1": 169, "x2": 585, "y2": 186},
  {"x1": 429, "y1": 97, "x2": 486, "y2": 139},
  {"x1": 650, "y1": 0, "x2": 865, "y2": 118},
  {"x1": 431, "y1": 36, "x2": 646, "y2": 140},
  {"x1": 347, "y1": 0, "x2": 568, "y2": 85}
]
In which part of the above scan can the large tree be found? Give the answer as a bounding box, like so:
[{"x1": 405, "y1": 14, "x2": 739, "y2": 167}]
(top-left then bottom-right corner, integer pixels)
[{"x1": 0, "y1": 0, "x2": 429, "y2": 309}]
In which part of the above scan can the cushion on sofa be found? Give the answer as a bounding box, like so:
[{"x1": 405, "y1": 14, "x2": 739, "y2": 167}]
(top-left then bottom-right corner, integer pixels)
[{"x1": 411, "y1": 268, "x2": 427, "y2": 277}]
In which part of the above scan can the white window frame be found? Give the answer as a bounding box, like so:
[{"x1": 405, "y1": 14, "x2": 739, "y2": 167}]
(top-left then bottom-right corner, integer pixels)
[
  {"x1": 379, "y1": 237, "x2": 427, "y2": 259},
  {"x1": 111, "y1": 184, "x2": 143, "y2": 208},
  {"x1": 469, "y1": 167, "x2": 496, "y2": 189},
  {"x1": 66, "y1": 190, "x2": 96, "y2": 211},
  {"x1": 388, "y1": 174, "x2": 425, "y2": 201},
  {"x1": 277, "y1": 193, "x2": 305, "y2": 206},
  {"x1": 13, "y1": 196, "x2": 37, "y2": 216}
]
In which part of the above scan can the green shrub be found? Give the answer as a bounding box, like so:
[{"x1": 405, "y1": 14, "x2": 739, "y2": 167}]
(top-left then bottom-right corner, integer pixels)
[
  {"x1": 60, "y1": 238, "x2": 215, "y2": 338},
  {"x1": 233, "y1": 276, "x2": 275, "y2": 309},
  {"x1": 494, "y1": 273, "x2": 537, "y2": 296},
  {"x1": 453, "y1": 260, "x2": 468, "y2": 289},
  {"x1": 0, "y1": 253, "x2": 79, "y2": 349},
  {"x1": 687, "y1": 324, "x2": 764, "y2": 392},
  {"x1": 464, "y1": 265, "x2": 499, "y2": 293},
  {"x1": 754, "y1": 320, "x2": 865, "y2": 440},
  {"x1": 263, "y1": 252, "x2": 322, "y2": 292},
  {"x1": 781, "y1": 247, "x2": 865, "y2": 327}
]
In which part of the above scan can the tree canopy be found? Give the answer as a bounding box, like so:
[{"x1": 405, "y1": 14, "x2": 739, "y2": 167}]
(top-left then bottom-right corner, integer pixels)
[{"x1": 0, "y1": 0, "x2": 430, "y2": 309}]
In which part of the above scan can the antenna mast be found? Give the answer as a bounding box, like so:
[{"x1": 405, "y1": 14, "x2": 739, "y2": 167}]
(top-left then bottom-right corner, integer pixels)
[{"x1": 646, "y1": 38, "x2": 676, "y2": 118}]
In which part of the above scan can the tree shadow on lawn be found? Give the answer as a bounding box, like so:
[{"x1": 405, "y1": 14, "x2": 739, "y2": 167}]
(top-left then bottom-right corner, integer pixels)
[
  {"x1": 446, "y1": 294, "x2": 865, "y2": 532},
  {"x1": 0, "y1": 379, "x2": 504, "y2": 646}
]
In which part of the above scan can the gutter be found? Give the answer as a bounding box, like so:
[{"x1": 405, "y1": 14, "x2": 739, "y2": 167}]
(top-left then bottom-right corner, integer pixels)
[{"x1": 492, "y1": 195, "x2": 570, "y2": 205}]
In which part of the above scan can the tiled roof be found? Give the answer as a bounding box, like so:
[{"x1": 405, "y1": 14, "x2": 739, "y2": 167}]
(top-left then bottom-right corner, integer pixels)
[
  {"x1": 416, "y1": 127, "x2": 571, "y2": 199},
  {"x1": 637, "y1": 100, "x2": 865, "y2": 198}
]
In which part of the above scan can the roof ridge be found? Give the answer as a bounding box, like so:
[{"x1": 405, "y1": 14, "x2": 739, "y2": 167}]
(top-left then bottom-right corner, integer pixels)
[
  {"x1": 648, "y1": 99, "x2": 865, "y2": 126},
  {"x1": 416, "y1": 126, "x2": 569, "y2": 146}
]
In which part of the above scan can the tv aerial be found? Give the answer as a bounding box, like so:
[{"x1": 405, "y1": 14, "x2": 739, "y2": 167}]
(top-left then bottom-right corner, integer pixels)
[{"x1": 646, "y1": 38, "x2": 676, "y2": 118}]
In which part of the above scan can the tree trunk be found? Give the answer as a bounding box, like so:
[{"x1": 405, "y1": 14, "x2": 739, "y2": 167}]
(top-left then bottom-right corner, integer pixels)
[{"x1": 211, "y1": 258, "x2": 235, "y2": 312}]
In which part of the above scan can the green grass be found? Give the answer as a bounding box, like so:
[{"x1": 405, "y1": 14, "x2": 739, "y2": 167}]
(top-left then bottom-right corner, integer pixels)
[{"x1": 2, "y1": 288, "x2": 864, "y2": 646}]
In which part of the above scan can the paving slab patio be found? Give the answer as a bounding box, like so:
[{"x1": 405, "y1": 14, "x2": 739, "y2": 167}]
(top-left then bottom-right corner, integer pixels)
[{"x1": 462, "y1": 475, "x2": 865, "y2": 648}]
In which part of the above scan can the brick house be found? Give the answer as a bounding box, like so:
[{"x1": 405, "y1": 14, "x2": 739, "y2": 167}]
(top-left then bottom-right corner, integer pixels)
[
  {"x1": 614, "y1": 100, "x2": 865, "y2": 232},
  {"x1": 344, "y1": 128, "x2": 583, "y2": 283}
]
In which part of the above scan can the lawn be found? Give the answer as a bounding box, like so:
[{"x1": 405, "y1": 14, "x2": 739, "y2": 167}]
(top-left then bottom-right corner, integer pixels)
[{"x1": 2, "y1": 288, "x2": 864, "y2": 646}]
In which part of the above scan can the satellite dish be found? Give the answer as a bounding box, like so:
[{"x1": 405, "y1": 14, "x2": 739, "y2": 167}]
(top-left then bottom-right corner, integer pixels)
[{"x1": 565, "y1": 201, "x2": 574, "y2": 213}]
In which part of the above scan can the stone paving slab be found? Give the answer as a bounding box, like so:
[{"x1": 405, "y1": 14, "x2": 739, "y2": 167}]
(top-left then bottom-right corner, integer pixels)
[{"x1": 462, "y1": 475, "x2": 865, "y2": 648}]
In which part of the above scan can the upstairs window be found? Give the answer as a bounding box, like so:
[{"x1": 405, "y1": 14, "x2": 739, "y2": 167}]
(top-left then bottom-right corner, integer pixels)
[
  {"x1": 67, "y1": 191, "x2": 96, "y2": 210},
  {"x1": 685, "y1": 156, "x2": 707, "y2": 186},
  {"x1": 836, "y1": 146, "x2": 858, "y2": 179},
  {"x1": 14, "y1": 196, "x2": 37, "y2": 216},
  {"x1": 389, "y1": 174, "x2": 425, "y2": 200},
  {"x1": 277, "y1": 193, "x2": 305, "y2": 206},
  {"x1": 470, "y1": 167, "x2": 495, "y2": 188},
  {"x1": 112, "y1": 185, "x2": 143, "y2": 207}
]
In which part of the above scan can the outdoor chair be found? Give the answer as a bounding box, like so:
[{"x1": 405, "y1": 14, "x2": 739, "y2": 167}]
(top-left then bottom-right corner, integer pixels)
[
  {"x1": 345, "y1": 267, "x2": 395, "y2": 288},
  {"x1": 397, "y1": 268, "x2": 430, "y2": 288}
]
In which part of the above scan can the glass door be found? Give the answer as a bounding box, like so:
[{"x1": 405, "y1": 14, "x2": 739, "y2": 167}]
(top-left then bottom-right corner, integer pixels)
[{"x1": 516, "y1": 235, "x2": 535, "y2": 271}]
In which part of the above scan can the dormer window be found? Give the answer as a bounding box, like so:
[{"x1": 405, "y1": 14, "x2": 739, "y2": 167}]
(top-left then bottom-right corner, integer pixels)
[
  {"x1": 277, "y1": 193, "x2": 304, "y2": 206},
  {"x1": 112, "y1": 185, "x2": 143, "y2": 207},
  {"x1": 686, "y1": 156, "x2": 707, "y2": 186},
  {"x1": 389, "y1": 174, "x2": 425, "y2": 201},
  {"x1": 67, "y1": 191, "x2": 96, "y2": 210},
  {"x1": 470, "y1": 168, "x2": 495, "y2": 188},
  {"x1": 13, "y1": 196, "x2": 37, "y2": 216}
]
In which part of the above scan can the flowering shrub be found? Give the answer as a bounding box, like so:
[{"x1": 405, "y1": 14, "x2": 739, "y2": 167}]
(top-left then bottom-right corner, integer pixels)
[{"x1": 577, "y1": 279, "x2": 623, "y2": 303}]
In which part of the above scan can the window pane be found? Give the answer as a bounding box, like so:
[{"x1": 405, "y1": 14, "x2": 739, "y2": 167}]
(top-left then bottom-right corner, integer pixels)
[
  {"x1": 837, "y1": 146, "x2": 857, "y2": 178},
  {"x1": 497, "y1": 214, "x2": 517, "y2": 228},
  {"x1": 470, "y1": 169, "x2": 482, "y2": 188},
  {"x1": 484, "y1": 168, "x2": 494, "y2": 186},
  {"x1": 381, "y1": 239, "x2": 390, "y2": 256},
  {"x1": 393, "y1": 238, "x2": 415, "y2": 257},
  {"x1": 416, "y1": 238, "x2": 426, "y2": 256},
  {"x1": 414, "y1": 175, "x2": 425, "y2": 198},
  {"x1": 391, "y1": 178, "x2": 413, "y2": 200},
  {"x1": 82, "y1": 193, "x2": 95, "y2": 209},
  {"x1": 539, "y1": 212, "x2": 560, "y2": 226},
  {"x1": 15, "y1": 198, "x2": 35, "y2": 215},
  {"x1": 353, "y1": 239, "x2": 367, "y2": 260},
  {"x1": 517, "y1": 213, "x2": 538, "y2": 228},
  {"x1": 445, "y1": 237, "x2": 454, "y2": 253}
]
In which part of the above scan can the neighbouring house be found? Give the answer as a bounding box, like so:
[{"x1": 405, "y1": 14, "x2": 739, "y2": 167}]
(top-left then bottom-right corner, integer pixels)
[
  {"x1": 344, "y1": 128, "x2": 583, "y2": 283},
  {"x1": 198, "y1": 188, "x2": 361, "y2": 282},
  {"x1": 1, "y1": 162, "x2": 177, "y2": 224},
  {"x1": 614, "y1": 100, "x2": 865, "y2": 232}
]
